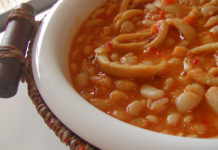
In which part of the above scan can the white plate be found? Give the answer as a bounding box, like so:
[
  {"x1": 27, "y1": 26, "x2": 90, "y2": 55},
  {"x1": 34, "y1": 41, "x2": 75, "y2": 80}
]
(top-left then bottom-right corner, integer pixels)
[{"x1": 32, "y1": 0, "x2": 218, "y2": 149}]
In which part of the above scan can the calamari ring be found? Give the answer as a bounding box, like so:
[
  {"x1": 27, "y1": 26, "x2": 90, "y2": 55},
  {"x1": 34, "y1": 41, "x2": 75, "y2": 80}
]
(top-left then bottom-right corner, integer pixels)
[
  {"x1": 188, "y1": 68, "x2": 218, "y2": 86},
  {"x1": 95, "y1": 47, "x2": 168, "y2": 78},
  {"x1": 166, "y1": 18, "x2": 197, "y2": 42},
  {"x1": 143, "y1": 20, "x2": 169, "y2": 49},
  {"x1": 188, "y1": 42, "x2": 218, "y2": 54},
  {"x1": 112, "y1": 29, "x2": 152, "y2": 51},
  {"x1": 112, "y1": 20, "x2": 169, "y2": 51},
  {"x1": 114, "y1": 9, "x2": 144, "y2": 30}
]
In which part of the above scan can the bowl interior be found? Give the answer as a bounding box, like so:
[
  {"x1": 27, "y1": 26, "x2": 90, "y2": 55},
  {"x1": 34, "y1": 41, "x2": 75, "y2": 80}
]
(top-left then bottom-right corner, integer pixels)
[{"x1": 32, "y1": 0, "x2": 218, "y2": 150}]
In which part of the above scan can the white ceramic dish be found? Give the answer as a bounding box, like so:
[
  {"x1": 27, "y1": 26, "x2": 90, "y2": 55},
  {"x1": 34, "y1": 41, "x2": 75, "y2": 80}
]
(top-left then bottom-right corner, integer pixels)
[{"x1": 32, "y1": 0, "x2": 218, "y2": 149}]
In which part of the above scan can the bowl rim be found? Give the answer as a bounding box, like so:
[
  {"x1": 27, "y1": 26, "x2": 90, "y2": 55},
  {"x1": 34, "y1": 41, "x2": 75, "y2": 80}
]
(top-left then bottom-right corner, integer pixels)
[{"x1": 32, "y1": 0, "x2": 218, "y2": 150}]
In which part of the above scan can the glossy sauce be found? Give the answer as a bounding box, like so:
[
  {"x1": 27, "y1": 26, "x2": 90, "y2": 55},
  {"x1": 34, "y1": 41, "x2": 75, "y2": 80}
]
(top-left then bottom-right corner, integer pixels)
[{"x1": 69, "y1": 0, "x2": 218, "y2": 138}]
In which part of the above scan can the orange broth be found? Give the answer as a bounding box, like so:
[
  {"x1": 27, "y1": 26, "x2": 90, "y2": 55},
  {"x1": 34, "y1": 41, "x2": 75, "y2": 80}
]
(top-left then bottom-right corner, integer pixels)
[{"x1": 69, "y1": 0, "x2": 218, "y2": 138}]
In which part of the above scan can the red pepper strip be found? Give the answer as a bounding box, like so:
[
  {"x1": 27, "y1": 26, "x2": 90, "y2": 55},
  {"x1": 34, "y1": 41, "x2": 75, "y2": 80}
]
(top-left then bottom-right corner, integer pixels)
[
  {"x1": 184, "y1": 16, "x2": 195, "y2": 25},
  {"x1": 193, "y1": 58, "x2": 199, "y2": 65},
  {"x1": 159, "y1": 10, "x2": 166, "y2": 19},
  {"x1": 106, "y1": 41, "x2": 113, "y2": 48},
  {"x1": 150, "y1": 47, "x2": 161, "y2": 55}
]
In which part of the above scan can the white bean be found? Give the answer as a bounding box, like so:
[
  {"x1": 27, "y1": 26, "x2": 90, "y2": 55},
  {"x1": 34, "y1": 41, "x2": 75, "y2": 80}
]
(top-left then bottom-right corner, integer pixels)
[
  {"x1": 210, "y1": 25, "x2": 218, "y2": 35},
  {"x1": 186, "y1": 134, "x2": 198, "y2": 138},
  {"x1": 83, "y1": 45, "x2": 93, "y2": 55},
  {"x1": 182, "y1": 56, "x2": 197, "y2": 70},
  {"x1": 163, "y1": 77, "x2": 174, "y2": 90},
  {"x1": 90, "y1": 75, "x2": 113, "y2": 88},
  {"x1": 176, "y1": 132, "x2": 184, "y2": 137},
  {"x1": 205, "y1": 16, "x2": 218, "y2": 27},
  {"x1": 214, "y1": 54, "x2": 218, "y2": 66},
  {"x1": 175, "y1": 92, "x2": 202, "y2": 112},
  {"x1": 120, "y1": 53, "x2": 138, "y2": 65},
  {"x1": 179, "y1": 0, "x2": 189, "y2": 5},
  {"x1": 116, "y1": 80, "x2": 137, "y2": 91},
  {"x1": 90, "y1": 98, "x2": 112, "y2": 110},
  {"x1": 208, "y1": 67, "x2": 218, "y2": 77},
  {"x1": 167, "y1": 112, "x2": 181, "y2": 126},
  {"x1": 185, "y1": 83, "x2": 205, "y2": 97},
  {"x1": 126, "y1": 100, "x2": 147, "y2": 117},
  {"x1": 162, "y1": 3, "x2": 180, "y2": 16},
  {"x1": 110, "y1": 53, "x2": 120, "y2": 62},
  {"x1": 173, "y1": 46, "x2": 188, "y2": 58},
  {"x1": 75, "y1": 72, "x2": 89, "y2": 88},
  {"x1": 86, "y1": 66, "x2": 96, "y2": 76},
  {"x1": 150, "y1": 98, "x2": 169, "y2": 112},
  {"x1": 110, "y1": 90, "x2": 129, "y2": 103},
  {"x1": 176, "y1": 84, "x2": 204, "y2": 112},
  {"x1": 112, "y1": 109, "x2": 130, "y2": 121},
  {"x1": 201, "y1": 5, "x2": 218, "y2": 17},
  {"x1": 168, "y1": 57, "x2": 182, "y2": 66},
  {"x1": 188, "y1": 7, "x2": 201, "y2": 18},
  {"x1": 142, "y1": 19, "x2": 155, "y2": 27},
  {"x1": 130, "y1": 118, "x2": 147, "y2": 128},
  {"x1": 161, "y1": 129, "x2": 172, "y2": 135},
  {"x1": 183, "y1": 115, "x2": 193, "y2": 124},
  {"x1": 141, "y1": 85, "x2": 165, "y2": 99},
  {"x1": 200, "y1": 34, "x2": 215, "y2": 44},
  {"x1": 206, "y1": 86, "x2": 218, "y2": 114},
  {"x1": 146, "y1": 115, "x2": 158, "y2": 124},
  {"x1": 191, "y1": 124, "x2": 207, "y2": 134},
  {"x1": 145, "y1": 4, "x2": 158, "y2": 13},
  {"x1": 120, "y1": 21, "x2": 135, "y2": 33}
]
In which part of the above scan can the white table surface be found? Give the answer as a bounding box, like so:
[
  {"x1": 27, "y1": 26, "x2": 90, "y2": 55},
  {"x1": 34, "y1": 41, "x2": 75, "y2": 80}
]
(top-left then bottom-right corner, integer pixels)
[{"x1": 0, "y1": 9, "x2": 68, "y2": 150}]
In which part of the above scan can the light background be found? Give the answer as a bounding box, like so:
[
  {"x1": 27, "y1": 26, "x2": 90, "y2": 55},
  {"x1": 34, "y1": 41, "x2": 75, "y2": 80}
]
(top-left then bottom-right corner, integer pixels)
[
  {"x1": 0, "y1": 0, "x2": 31, "y2": 14},
  {"x1": 0, "y1": 9, "x2": 69, "y2": 150}
]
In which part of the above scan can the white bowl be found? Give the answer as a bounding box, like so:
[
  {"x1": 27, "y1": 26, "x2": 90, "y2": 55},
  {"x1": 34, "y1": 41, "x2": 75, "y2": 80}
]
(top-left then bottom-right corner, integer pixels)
[{"x1": 32, "y1": 0, "x2": 218, "y2": 149}]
